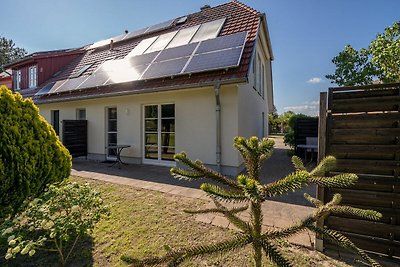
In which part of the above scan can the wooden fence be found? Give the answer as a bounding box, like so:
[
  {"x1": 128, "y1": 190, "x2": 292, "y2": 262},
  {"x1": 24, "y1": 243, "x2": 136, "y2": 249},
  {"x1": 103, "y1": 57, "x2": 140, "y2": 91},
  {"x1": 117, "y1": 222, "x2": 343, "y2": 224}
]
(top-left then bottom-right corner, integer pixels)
[
  {"x1": 62, "y1": 120, "x2": 88, "y2": 158},
  {"x1": 317, "y1": 83, "x2": 400, "y2": 262}
]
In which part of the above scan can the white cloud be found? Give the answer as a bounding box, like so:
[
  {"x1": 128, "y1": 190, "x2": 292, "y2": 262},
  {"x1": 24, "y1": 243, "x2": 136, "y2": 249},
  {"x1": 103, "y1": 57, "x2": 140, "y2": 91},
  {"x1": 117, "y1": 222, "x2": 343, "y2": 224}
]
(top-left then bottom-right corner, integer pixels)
[
  {"x1": 283, "y1": 101, "x2": 319, "y2": 116},
  {"x1": 307, "y1": 77, "x2": 323, "y2": 84}
]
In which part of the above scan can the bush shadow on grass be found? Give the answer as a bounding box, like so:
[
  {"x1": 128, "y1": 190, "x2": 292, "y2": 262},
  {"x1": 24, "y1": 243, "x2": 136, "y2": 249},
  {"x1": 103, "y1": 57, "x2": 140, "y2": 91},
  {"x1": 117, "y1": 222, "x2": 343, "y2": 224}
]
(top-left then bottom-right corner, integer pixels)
[{"x1": 0, "y1": 234, "x2": 95, "y2": 267}]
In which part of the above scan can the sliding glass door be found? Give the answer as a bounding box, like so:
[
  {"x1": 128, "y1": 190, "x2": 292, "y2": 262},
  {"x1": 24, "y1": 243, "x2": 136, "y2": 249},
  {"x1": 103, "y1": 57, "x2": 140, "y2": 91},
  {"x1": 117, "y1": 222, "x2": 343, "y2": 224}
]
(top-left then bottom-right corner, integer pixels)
[{"x1": 143, "y1": 104, "x2": 175, "y2": 165}]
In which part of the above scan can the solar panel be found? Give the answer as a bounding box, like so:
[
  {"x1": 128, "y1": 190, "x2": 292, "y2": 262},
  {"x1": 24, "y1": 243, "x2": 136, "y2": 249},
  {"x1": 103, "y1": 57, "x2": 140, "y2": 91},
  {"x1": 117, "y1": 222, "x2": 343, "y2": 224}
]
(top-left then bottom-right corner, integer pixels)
[
  {"x1": 88, "y1": 33, "x2": 127, "y2": 50},
  {"x1": 47, "y1": 80, "x2": 68, "y2": 94},
  {"x1": 141, "y1": 57, "x2": 189, "y2": 79},
  {"x1": 145, "y1": 19, "x2": 174, "y2": 34},
  {"x1": 184, "y1": 47, "x2": 243, "y2": 73},
  {"x1": 127, "y1": 36, "x2": 158, "y2": 57},
  {"x1": 35, "y1": 82, "x2": 56, "y2": 96},
  {"x1": 79, "y1": 72, "x2": 110, "y2": 89},
  {"x1": 196, "y1": 31, "x2": 247, "y2": 54},
  {"x1": 123, "y1": 27, "x2": 149, "y2": 41},
  {"x1": 166, "y1": 25, "x2": 200, "y2": 48},
  {"x1": 127, "y1": 51, "x2": 159, "y2": 66},
  {"x1": 191, "y1": 18, "x2": 225, "y2": 43},
  {"x1": 145, "y1": 31, "x2": 177, "y2": 53},
  {"x1": 106, "y1": 64, "x2": 149, "y2": 84},
  {"x1": 55, "y1": 76, "x2": 89, "y2": 93},
  {"x1": 155, "y1": 42, "x2": 197, "y2": 62}
]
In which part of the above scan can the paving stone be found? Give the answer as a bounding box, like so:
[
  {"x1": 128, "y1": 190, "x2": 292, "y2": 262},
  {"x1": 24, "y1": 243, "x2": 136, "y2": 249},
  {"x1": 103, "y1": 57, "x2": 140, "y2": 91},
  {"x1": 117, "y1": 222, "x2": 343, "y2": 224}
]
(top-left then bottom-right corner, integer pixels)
[{"x1": 211, "y1": 216, "x2": 230, "y2": 228}]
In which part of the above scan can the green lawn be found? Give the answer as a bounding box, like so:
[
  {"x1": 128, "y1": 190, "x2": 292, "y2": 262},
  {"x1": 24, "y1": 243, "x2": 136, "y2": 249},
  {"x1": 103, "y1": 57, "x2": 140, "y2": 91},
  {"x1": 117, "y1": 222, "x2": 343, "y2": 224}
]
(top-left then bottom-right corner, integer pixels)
[{"x1": 1, "y1": 176, "x2": 350, "y2": 267}]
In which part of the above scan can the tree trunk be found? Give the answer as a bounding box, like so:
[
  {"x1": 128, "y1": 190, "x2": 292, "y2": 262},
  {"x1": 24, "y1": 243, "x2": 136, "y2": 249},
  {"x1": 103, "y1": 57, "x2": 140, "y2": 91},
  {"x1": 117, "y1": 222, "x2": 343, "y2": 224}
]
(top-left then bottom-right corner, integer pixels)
[{"x1": 251, "y1": 201, "x2": 263, "y2": 267}]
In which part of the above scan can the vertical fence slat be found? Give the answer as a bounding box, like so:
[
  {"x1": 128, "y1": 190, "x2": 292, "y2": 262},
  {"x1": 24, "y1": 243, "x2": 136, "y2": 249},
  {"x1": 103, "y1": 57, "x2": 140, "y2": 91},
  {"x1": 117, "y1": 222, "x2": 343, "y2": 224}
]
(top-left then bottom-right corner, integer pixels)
[{"x1": 316, "y1": 92, "x2": 327, "y2": 251}]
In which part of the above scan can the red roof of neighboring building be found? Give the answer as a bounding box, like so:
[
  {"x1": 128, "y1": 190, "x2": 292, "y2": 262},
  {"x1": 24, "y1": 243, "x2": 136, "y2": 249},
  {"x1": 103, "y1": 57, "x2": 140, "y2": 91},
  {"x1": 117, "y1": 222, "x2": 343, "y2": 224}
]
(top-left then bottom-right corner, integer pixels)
[{"x1": 19, "y1": 1, "x2": 270, "y2": 103}]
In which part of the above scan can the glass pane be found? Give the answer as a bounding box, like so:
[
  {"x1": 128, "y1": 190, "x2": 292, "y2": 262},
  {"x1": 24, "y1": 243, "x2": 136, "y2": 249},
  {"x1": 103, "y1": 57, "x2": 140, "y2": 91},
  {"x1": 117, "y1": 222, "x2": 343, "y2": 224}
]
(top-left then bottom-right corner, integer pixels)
[
  {"x1": 108, "y1": 108, "x2": 117, "y2": 119},
  {"x1": 145, "y1": 133, "x2": 158, "y2": 146},
  {"x1": 161, "y1": 133, "x2": 175, "y2": 147},
  {"x1": 145, "y1": 146, "x2": 158, "y2": 159},
  {"x1": 108, "y1": 120, "x2": 117, "y2": 132},
  {"x1": 145, "y1": 105, "x2": 158, "y2": 118},
  {"x1": 146, "y1": 31, "x2": 177, "y2": 53},
  {"x1": 191, "y1": 18, "x2": 225, "y2": 43},
  {"x1": 167, "y1": 26, "x2": 199, "y2": 48},
  {"x1": 161, "y1": 104, "x2": 174, "y2": 118},
  {"x1": 108, "y1": 133, "x2": 117, "y2": 144},
  {"x1": 145, "y1": 119, "x2": 158, "y2": 131},
  {"x1": 161, "y1": 119, "x2": 175, "y2": 132},
  {"x1": 161, "y1": 147, "x2": 175, "y2": 161}
]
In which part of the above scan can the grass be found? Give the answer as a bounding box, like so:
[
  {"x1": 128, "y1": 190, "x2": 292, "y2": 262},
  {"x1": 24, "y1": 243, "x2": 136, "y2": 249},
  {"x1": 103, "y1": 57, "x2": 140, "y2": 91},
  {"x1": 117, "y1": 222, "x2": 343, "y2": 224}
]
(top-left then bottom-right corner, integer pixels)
[{"x1": 1, "y1": 176, "x2": 351, "y2": 267}]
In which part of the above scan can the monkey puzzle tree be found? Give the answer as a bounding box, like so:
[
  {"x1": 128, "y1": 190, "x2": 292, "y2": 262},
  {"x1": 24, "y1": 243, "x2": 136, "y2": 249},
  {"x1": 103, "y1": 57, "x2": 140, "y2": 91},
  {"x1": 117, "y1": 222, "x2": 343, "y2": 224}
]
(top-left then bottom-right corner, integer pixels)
[{"x1": 132, "y1": 136, "x2": 381, "y2": 267}]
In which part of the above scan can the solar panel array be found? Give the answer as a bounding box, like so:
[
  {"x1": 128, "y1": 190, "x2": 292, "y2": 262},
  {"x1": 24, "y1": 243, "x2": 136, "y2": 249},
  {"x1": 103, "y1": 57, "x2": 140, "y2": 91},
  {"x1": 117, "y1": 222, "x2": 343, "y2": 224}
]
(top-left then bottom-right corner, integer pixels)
[
  {"x1": 36, "y1": 31, "x2": 247, "y2": 96},
  {"x1": 88, "y1": 19, "x2": 175, "y2": 50}
]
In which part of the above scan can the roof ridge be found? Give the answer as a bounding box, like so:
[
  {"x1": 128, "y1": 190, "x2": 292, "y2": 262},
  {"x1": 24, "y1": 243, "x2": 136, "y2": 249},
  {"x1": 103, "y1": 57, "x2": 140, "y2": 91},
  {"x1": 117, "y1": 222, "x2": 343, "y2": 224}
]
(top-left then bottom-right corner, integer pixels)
[{"x1": 231, "y1": 0, "x2": 260, "y2": 15}]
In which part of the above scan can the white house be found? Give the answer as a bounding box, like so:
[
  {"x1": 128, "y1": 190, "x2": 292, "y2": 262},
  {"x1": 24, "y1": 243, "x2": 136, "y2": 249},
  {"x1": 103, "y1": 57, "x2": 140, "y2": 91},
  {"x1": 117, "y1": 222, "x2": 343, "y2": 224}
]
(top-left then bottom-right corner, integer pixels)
[{"x1": 8, "y1": 1, "x2": 274, "y2": 175}]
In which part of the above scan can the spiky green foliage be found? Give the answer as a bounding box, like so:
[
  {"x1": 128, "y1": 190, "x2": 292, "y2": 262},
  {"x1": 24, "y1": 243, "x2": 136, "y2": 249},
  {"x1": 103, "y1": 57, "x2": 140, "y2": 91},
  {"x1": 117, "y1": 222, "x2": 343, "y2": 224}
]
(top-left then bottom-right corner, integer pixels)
[
  {"x1": 131, "y1": 136, "x2": 382, "y2": 267},
  {"x1": 0, "y1": 86, "x2": 71, "y2": 219}
]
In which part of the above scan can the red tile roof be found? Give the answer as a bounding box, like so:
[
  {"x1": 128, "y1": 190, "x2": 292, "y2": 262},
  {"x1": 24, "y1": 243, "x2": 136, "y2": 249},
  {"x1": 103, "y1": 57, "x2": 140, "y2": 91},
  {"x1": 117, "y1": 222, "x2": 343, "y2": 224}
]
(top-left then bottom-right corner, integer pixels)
[{"x1": 29, "y1": 1, "x2": 263, "y2": 103}]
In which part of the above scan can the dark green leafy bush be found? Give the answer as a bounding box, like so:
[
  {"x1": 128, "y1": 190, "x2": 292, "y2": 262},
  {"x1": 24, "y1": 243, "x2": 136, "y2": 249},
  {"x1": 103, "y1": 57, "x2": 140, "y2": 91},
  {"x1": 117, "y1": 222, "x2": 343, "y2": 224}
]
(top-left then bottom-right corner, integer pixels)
[{"x1": 0, "y1": 86, "x2": 71, "y2": 219}]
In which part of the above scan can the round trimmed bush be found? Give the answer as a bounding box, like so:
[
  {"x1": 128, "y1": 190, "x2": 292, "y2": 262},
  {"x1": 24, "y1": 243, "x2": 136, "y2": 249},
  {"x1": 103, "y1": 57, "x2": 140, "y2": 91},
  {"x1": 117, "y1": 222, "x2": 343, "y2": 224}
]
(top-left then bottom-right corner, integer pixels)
[{"x1": 0, "y1": 86, "x2": 71, "y2": 219}]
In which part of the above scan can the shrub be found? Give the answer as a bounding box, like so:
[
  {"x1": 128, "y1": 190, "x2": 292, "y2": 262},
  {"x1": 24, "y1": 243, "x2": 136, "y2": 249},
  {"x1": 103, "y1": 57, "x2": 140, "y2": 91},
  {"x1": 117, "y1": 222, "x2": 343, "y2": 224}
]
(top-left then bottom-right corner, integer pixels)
[
  {"x1": 0, "y1": 86, "x2": 71, "y2": 219},
  {"x1": 130, "y1": 136, "x2": 382, "y2": 267},
  {"x1": 1, "y1": 181, "x2": 109, "y2": 266}
]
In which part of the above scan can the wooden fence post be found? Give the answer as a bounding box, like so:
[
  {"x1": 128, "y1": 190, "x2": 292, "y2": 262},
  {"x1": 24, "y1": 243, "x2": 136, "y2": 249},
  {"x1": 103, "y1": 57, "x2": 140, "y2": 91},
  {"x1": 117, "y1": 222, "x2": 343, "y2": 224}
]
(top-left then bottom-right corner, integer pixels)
[{"x1": 315, "y1": 92, "x2": 327, "y2": 251}]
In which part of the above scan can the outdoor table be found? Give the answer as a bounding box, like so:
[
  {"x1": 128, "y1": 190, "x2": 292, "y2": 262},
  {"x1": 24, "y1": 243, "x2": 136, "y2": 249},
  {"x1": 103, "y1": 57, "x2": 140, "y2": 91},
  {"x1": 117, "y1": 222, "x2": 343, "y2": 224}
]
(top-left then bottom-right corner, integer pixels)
[
  {"x1": 297, "y1": 144, "x2": 318, "y2": 162},
  {"x1": 108, "y1": 145, "x2": 131, "y2": 169}
]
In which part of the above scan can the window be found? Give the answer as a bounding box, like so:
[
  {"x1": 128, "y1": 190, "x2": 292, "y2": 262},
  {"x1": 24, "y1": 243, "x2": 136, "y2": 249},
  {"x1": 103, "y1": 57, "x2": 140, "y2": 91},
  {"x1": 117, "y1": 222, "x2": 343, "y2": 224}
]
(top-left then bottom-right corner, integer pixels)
[
  {"x1": 28, "y1": 66, "x2": 37, "y2": 88},
  {"x1": 252, "y1": 54, "x2": 256, "y2": 89},
  {"x1": 261, "y1": 63, "x2": 265, "y2": 99},
  {"x1": 257, "y1": 54, "x2": 262, "y2": 95},
  {"x1": 76, "y1": 108, "x2": 86, "y2": 120},
  {"x1": 14, "y1": 70, "x2": 21, "y2": 90},
  {"x1": 51, "y1": 110, "x2": 60, "y2": 136},
  {"x1": 71, "y1": 64, "x2": 93, "y2": 78}
]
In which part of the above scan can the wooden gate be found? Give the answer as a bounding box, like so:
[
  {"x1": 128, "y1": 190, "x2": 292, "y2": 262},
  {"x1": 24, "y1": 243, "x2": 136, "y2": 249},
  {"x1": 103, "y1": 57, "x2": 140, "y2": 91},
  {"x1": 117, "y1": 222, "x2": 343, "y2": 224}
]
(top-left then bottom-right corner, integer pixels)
[
  {"x1": 62, "y1": 120, "x2": 88, "y2": 158},
  {"x1": 317, "y1": 83, "x2": 400, "y2": 262}
]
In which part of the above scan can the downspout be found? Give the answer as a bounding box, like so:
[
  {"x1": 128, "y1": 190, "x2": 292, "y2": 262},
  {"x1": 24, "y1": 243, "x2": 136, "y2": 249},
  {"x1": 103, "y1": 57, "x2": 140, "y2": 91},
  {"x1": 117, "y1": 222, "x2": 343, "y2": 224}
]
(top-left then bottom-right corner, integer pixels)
[{"x1": 214, "y1": 82, "x2": 221, "y2": 171}]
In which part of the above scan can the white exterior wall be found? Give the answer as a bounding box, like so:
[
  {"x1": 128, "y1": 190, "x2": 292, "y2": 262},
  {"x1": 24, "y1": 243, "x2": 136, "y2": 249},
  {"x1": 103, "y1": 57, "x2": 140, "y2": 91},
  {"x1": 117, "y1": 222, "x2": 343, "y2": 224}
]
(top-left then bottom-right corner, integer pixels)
[
  {"x1": 238, "y1": 32, "x2": 272, "y2": 143},
  {"x1": 38, "y1": 85, "x2": 240, "y2": 173}
]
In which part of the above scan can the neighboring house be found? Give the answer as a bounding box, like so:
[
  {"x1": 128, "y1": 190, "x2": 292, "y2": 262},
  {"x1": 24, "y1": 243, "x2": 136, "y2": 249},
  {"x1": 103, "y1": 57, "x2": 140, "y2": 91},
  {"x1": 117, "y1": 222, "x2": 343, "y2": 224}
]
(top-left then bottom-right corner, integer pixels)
[
  {"x1": 0, "y1": 69, "x2": 12, "y2": 89},
  {"x1": 6, "y1": 1, "x2": 274, "y2": 175},
  {"x1": 6, "y1": 49, "x2": 84, "y2": 97}
]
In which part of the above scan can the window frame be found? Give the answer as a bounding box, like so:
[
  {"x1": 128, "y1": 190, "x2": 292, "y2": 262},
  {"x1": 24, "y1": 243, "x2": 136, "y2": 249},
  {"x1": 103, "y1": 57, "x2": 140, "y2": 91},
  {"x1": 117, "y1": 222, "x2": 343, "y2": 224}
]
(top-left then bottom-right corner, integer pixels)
[
  {"x1": 14, "y1": 70, "x2": 21, "y2": 90},
  {"x1": 28, "y1": 65, "x2": 38, "y2": 88}
]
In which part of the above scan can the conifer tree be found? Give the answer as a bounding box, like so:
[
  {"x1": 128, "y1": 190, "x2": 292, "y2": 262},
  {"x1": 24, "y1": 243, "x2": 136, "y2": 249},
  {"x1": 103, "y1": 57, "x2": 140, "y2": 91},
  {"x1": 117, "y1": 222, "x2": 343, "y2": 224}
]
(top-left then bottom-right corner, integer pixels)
[{"x1": 132, "y1": 136, "x2": 382, "y2": 267}]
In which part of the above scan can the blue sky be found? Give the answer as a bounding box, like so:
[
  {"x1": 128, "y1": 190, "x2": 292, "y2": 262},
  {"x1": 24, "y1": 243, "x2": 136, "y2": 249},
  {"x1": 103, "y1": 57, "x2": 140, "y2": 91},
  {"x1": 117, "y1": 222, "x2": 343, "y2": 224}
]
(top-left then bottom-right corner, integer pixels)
[{"x1": 2, "y1": 0, "x2": 399, "y2": 115}]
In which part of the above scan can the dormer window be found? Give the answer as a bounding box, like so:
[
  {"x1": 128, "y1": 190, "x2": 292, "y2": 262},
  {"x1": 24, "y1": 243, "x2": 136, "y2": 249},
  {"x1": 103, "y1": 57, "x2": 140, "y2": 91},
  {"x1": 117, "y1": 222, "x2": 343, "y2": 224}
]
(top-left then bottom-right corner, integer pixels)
[
  {"x1": 14, "y1": 70, "x2": 21, "y2": 90},
  {"x1": 28, "y1": 66, "x2": 38, "y2": 88}
]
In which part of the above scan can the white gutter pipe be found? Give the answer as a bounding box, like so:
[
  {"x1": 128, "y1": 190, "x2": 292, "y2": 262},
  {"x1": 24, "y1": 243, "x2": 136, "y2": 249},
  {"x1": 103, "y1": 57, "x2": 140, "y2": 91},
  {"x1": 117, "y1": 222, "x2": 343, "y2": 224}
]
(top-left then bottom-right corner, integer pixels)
[{"x1": 214, "y1": 82, "x2": 221, "y2": 171}]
